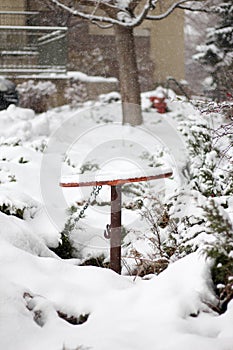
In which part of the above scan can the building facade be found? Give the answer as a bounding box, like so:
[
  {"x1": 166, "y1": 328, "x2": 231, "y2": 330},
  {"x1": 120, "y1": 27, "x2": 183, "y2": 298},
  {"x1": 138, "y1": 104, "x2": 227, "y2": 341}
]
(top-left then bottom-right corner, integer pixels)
[{"x1": 0, "y1": 1, "x2": 185, "y2": 92}]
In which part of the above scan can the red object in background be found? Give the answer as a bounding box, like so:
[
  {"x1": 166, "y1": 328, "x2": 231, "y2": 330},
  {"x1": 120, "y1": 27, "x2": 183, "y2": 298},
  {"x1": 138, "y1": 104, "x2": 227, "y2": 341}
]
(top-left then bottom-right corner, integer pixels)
[{"x1": 149, "y1": 96, "x2": 167, "y2": 113}]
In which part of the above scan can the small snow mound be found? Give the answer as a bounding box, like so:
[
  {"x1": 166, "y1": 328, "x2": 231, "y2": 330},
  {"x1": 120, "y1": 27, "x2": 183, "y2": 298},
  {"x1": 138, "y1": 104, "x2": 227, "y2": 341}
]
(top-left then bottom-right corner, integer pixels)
[
  {"x1": 99, "y1": 91, "x2": 121, "y2": 103},
  {"x1": 5, "y1": 104, "x2": 35, "y2": 120}
]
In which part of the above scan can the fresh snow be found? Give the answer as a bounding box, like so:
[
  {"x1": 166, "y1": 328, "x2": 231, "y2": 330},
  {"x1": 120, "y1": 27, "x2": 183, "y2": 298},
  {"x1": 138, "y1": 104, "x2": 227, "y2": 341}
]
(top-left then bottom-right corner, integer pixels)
[
  {"x1": 0, "y1": 88, "x2": 232, "y2": 349},
  {"x1": 60, "y1": 167, "x2": 173, "y2": 185},
  {"x1": 14, "y1": 71, "x2": 118, "y2": 82},
  {"x1": 0, "y1": 242, "x2": 232, "y2": 350}
]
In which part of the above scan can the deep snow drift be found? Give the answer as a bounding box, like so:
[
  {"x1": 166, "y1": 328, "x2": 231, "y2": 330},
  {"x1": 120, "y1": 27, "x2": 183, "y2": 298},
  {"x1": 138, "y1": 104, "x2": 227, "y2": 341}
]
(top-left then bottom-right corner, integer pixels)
[{"x1": 0, "y1": 90, "x2": 232, "y2": 350}]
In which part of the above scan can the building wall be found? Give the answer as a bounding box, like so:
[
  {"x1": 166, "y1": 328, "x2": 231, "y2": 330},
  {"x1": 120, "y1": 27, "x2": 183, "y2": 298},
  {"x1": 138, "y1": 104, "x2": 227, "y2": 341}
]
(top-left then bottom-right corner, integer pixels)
[
  {"x1": 81, "y1": 6, "x2": 185, "y2": 87},
  {"x1": 1, "y1": 1, "x2": 185, "y2": 91},
  {"x1": 148, "y1": 10, "x2": 185, "y2": 84},
  {"x1": 0, "y1": 0, "x2": 26, "y2": 11},
  {"x1": 0, "y1": 0, "x2": 27, "y2": 25},
  {"x1": 26, "y1": 0, "x2": 184, "y2": 87},
  {"x1": 68, "y1": 22, "x2": 153, "y2": 91},
  {"x1": 0, "y1": 0, "x2": 27, "y2": 58}
]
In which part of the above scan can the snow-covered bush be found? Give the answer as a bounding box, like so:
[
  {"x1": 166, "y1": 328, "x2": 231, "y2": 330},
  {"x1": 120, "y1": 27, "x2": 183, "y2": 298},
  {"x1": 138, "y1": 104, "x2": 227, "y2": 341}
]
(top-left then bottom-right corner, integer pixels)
[
  {"x1": 165, "y1": 192, "x2": 233, "y2": 312},
  {"x1": 119, "y1": 105, "x2": 232, "y2": 278},
  {"x1": 122, "y1": 197, "x2": 173, "y2": 276},
  {"x1": 165, "y1": 101, "x2": 233, "y2": 311},
  {"x1": 179, "y1": 111, "x2": 233, "y2": 197},
  {"x1": 0, "y1": 190, "x2": 38, "y2": 220},
  {"x1": 202, "y1": 198, "x2": 233, "y2": 313},
  {"x1": 17, "y1": 80, "x2": 57, "y2": 113},
  {"x1": 98, "y1": 91, "x2": 121, "y2": 104},
  {"x1": 194, "y1": 1, "x2": 233, "y2": 100},
  {"x1": 0, "y1": 167, "x2": 17, "y2": 184},
  {"x1": 52, "y1": 204, "x2": 77, "y2": 259},
  {"x1": 79, "y1": 160, "x2": 100, "y2": 174},
  {"x1": 64, "y1": 79, "x2": 88, "y2": 108},
  {"x1": 29, "y1": 139, "x2": 47, "y2": 153}
]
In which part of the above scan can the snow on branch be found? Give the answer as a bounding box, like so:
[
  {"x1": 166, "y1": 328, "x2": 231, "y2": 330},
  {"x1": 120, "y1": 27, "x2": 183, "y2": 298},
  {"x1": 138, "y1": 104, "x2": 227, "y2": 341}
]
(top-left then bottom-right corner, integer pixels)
[
  {"x1": 50, "y1": 0, "x2": 206, "y2": 27},
  {"x1": 146, "y1": 0, "x2": 205, "y2": 20},
  {"x1": 177, "y1": 0, "x2": 216, "y2": 13},
  {"x1": 50, "y1": 0, "x2": 134, "y2": 26}
]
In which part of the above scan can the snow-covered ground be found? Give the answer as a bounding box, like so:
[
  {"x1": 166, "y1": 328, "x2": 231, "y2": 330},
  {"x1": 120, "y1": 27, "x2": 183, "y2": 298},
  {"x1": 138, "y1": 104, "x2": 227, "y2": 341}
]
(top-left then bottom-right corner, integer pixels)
[{"x1": 0, "y1": 89, "x2": 232, "y2": 350}]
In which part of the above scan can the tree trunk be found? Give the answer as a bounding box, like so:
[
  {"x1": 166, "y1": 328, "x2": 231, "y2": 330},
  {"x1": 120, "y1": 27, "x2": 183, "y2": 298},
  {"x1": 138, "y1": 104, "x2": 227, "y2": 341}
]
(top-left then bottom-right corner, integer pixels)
[{"x1": 114, "y1": 24, "x2": 143, "y2": 126}]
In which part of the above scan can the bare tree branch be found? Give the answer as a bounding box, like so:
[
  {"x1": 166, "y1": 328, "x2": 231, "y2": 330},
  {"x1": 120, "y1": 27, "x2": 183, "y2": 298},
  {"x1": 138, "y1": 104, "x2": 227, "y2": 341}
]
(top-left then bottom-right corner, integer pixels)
[
  {"x1": 178, "y1": 4, "x2": 218, "y2": 13},
  {"x1": 50, "y1": 0, "x2": 134, "y2": 26},
  {"x1": 50, "y1": 0, "x2": 206, "y2": 27},
  {"x1": 146, "y1": 0, "x2": 205, "y2": 20},
  {"x1": 91, "y1": 0, "x2": 101, "y2": 17},
  {"x1": 130, "y1": 0, "x2": 155, "y2": 27}
]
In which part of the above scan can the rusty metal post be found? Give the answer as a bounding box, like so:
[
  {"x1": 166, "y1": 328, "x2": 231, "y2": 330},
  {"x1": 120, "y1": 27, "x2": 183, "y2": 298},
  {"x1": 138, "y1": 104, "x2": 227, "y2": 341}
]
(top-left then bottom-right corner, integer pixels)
[{"x1": 110, "y1": 185, "x2": 122, "y2": 274}]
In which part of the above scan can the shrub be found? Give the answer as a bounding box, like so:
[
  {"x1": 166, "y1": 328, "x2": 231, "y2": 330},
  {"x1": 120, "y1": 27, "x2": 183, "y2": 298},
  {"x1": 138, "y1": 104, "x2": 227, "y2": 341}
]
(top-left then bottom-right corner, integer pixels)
[
  {"x1": 64, "y1": 80, "x2": 88, "y2": 108},
  {"x1": 17, "y1": 80, "x2": 57, "y2": 113},
  {"x1": 0, "y1": 192, "x2": 38, "y2": 219},
  {"x1": 202, "y1": 199, "x2": 233, "y2": 313}
]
